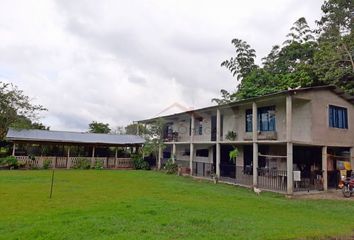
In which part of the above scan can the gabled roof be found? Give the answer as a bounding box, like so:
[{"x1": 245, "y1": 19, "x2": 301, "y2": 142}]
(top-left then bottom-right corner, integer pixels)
[
  {"x1": 137, "y1": 85, "x2": 354, "y2": 123},
  {"x1": 6, "y1": 128, "x2": 145, "y2": 145}
]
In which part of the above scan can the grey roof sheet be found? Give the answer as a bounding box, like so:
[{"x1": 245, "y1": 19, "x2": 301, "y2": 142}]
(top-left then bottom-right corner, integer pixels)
[{"x1": 6, "y1": 128, "x2": 145, "y2": 145}]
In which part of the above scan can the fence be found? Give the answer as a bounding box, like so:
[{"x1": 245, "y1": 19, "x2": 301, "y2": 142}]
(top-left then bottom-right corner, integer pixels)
[
  {"x1": 257, "y1": 168, "x2": 287, "y2": 192},
  {"x1": 192, "y1": 162, "x2": 213, "y2": 177},
  {"x1": 14, "y1": 156, "x2": 133, "y2": 169},
  {"x1": 293, "y1": 170, "x2": 323, "y2": 192}
]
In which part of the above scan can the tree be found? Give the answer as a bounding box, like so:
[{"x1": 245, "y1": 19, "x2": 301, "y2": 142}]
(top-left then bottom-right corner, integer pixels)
[
  {"x1": 221, "y1": 39, "x2": 257, "y2": 81},
  {"x1": 125, "y1": 123, "x2": 148, "y2": 135},
  {"x1": 142, "y1": 118, "x2": 165, "y2": 169},
  {"x1": 0, "y1": 82, "x2": 47, "y2": 140},
  {"x1": 88, "y1": 121, "x2": 111, "y2": 134},
  {"x1": 314, "y1": 0, "x2": 354, "y2": 95}
]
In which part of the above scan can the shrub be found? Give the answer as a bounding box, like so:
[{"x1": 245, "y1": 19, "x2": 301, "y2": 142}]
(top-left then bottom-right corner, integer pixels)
[
  {"x1": 93, "y1": 160, "x2": 104, "y2": 170},
  {"x1": 0, "y1": 156, "x2": 18, "y2": 169},
  {"x1": 132, "y1": 154, "x2": 150, "y2": 170},
  {"x1": 163, "y1": 159, "x2": 178, "y2": 174},
  {"x1": 43, "y1": 159, "x2": 52, "y2": 169},
  {"x1": 72, "y1": 158, "x2": 91, "y2": 169}
]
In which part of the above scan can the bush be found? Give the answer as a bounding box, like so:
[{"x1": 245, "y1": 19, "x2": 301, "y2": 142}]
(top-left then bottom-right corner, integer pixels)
[
  {"x1": 0, "y1": 156, "x2": 18, "y2": 169},
  {"x1": 163, "y1": 159, "x2": 178, "y2": 174},
  {"x1": 43, "y1": 159, "x2": 52, "y2": 169},
  {"x1": 72, "y1": 158, "x2": 91, "y2": 169},
  {"x1": 93, "y1": 160, "x2": 104, "y2": 170},
  {"x1": 132, "y1": 154, "x2": 150, "y2": 170}
]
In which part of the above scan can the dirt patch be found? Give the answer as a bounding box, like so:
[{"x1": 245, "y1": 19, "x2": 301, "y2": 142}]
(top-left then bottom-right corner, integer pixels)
[{"x1": 291, "y1": 189, "x2": 354, "y2": 201}]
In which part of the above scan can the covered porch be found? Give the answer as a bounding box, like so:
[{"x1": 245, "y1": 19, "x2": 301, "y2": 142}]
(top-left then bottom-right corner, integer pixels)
[{"x1": 6, "y1": 128, "x2": 145, "y2": 169}]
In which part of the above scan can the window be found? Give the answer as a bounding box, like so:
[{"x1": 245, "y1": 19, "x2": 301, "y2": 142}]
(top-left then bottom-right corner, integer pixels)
[
  {"x1": 245, "y1": 106, "x2": 276, "y2": 132},
  {"x1": 329, "y1": 105, "x2": 348, "y2": 129},
  {"x1": 197, "y1": 118, "x2": 203, "y2": 135},
  {"x1": 245, "y1": 109, "x2": 253, "y2": 132},
  {"x1": 196, "y1": 149, "x2": 209, "y2": 157}
]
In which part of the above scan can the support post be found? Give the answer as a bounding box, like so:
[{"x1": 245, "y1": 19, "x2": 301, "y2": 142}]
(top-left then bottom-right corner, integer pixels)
[
  {"x1": 91, "y1": 146, "x2": 95, "y2": 167},
  {"x1": 136, "y1": 123, "x2": 140, "y2": 135},
  {"x1": 12, "y1": 142, "x2": 16, "y2": 156},
  {"x1": 286, "y1": 95, "x2": 293, "y2": 194},
  {"x1": 158, "y1": 144, "x2": 162, "y2": 170},
  {"x1": 190, "y1": 113, "x2": 195, "y2": 175},
  {"x1": 115, "y1": 147, "x2": 118, "y2": 168},
  {"x1": 66, "y1": 146, "x2": 71, "y2": 169},
  {"x1": 350, "y1": 148, "x2": 354, "y2": 173},
  {"x1": 216, "y1": 108, "x2": 221, "y2": 177},
  {"x1": 172, "y1": 143, "x2": 176, "y2": 163},
  {"x1": 322, "y1": 146, "x2": 328, "y2": 191},
  {"x1": 252, "y1": 102, "x2": 258, "y2": 186}
]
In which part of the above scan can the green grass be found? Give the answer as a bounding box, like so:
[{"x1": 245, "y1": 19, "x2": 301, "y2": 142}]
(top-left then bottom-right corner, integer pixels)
[{"x1": 0, "y1": 170, "x2": 353, "y2": 240}]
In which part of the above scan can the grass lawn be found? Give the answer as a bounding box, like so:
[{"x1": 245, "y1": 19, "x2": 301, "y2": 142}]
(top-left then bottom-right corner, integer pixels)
[{"x1": 0, "y1": 170, "x2": 353, "y2": 240}]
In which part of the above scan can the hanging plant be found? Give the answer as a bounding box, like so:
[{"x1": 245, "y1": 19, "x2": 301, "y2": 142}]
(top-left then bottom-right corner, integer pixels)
[{"x1": 229, "y1": 147, "x2": 239, "y2": 164}]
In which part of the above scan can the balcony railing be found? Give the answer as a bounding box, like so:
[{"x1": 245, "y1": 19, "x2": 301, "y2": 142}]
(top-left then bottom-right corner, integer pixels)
[{"x1": 257, "y1": 168, "x2": 287, "y2": 192}]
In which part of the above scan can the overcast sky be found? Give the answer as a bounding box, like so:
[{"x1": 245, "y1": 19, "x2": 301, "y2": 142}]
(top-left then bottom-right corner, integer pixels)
[{"x1": 0, "y1": 0, "x2": 323, "y2": 132}]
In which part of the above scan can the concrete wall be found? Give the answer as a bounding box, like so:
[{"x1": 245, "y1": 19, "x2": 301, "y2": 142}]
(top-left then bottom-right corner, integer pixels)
[{"x1": 295, "y1": 90, "x2": 354, "y2": 147}]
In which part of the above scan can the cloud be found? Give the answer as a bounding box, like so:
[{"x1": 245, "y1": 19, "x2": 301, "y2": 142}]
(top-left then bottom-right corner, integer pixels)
[{"x1": 0, "y1": 0, "x2": 323, "y2": 131}]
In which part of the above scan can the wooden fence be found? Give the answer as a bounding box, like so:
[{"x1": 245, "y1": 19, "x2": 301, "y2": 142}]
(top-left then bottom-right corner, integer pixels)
[{"x1": 14, "y1": 156, "x2": 133, "y2": 169}]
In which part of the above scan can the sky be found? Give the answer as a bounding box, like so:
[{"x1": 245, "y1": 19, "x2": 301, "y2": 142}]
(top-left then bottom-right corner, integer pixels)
[{"x1": 0, "y1": 0, "x2": 324, "y2": 132}]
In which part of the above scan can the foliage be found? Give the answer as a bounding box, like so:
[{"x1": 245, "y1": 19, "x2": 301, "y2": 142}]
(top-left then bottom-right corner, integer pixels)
[
  {"x1": 142, "y1": 118, "x2": 166, "y2": 168},
  {"x1": 214, "y1": 1, "x2": 353, "y2": 103},
  {"x1": 0, "y1": 171, "x2": 354, "y2": 239},
  {"x1": 0, "y1": 156, "x2": 18, "y2": 168},
  {"x1": 72, "y1": 158, "x2": 91, "y2": 169},
  {"x1": 125, "y1": 123, "x2": 148, "y2": 135},
  {"x1": 0, "y1": 82, "x2": 47, "y2": 140},
  {"x1": 43, "y1": 159, "x2": 52, "y2": 169},
  {"x1": 132, "y1": 154, "x2": 150, "y2": 170},
  {"x1": 229, "y1": 147, "x2": 239, "y2": 164},
  {"x1": 93, "y1": 160, "x2": 104, "y2": 170},
  {"x1": 163, "y1": 159, "x2": 178, "y2": 174},
  {"x1": 225, "y1": 131, "x2": 237, "y2": 141},
  {"x1": 88, "y1": 121, "x2": 111, "y2": 134}
]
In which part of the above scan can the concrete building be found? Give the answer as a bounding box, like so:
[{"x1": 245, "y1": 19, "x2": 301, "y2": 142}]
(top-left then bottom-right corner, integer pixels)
[{"x1": 138, "y1": 86, "x2": 354, "y2": 194}]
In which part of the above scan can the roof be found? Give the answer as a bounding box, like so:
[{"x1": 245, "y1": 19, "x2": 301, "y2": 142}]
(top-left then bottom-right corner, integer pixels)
[
  {"x1": 5, "y1": 129, "x2": 145, "y2": 145},
  {"x1": 137, "y1": 85, "x2": 354, "y2": 123}
]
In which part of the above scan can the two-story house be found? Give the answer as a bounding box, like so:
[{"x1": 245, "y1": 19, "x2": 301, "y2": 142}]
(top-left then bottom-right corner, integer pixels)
[{"x1": 138, "y1": 86, "x2": 354, "y2": 194}]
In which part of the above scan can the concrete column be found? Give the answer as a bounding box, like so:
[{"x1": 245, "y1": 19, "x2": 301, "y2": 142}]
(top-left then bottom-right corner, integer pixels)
[
  {"x1": 12, "y1": 142, "x2": 16, "y2": 156},
  {"x1": 350, "y1": 148, "x2": 354, "y2": 173},
  {"x1": 190, "y1": 113, "x2": 195, "y2": 174},
  {"x1": 158, "y1": 144, "x2": 162, "y2": 170},
  {"x1": 322, "y1": 146, "x2": 328, "y2": 191},
  {"x1": 189, "y1": 143, "x2": 194, "y2": 175},
  {"x1": 286, "y1": 95, "x2": 293, "y2": 194},
  {"x1": 66, "y1": 146, "x2": 71, "y2": 169},
  {"x1": 91, "y1": 146, "x2": 96, "y2": 167},
  {"x1": 172, "y1": 143, "x2": 176, "y2": 163},
  {"x1": 216, "y1": 108, "x2": 221, "y2": 177},
  {"x1": 252, "y1": 102, "x2": 258, "y2": 186},
  {"x1": 136, "y1": 123, "x2": 140, "y2": 135}
]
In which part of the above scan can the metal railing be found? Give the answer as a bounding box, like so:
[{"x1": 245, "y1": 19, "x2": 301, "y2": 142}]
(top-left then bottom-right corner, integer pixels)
[
  {"x1": 235, "y1": 166, "x2": 253, "y2": 186},
  {"x1": 192, "y1": 162, "x2": 213, "y2": 177},
  {"x1": 294, "y1": 171, "x2": 323, "y2": 192},
  {"x1": 257, "y1": 168, "x2": 287, "y2": 192}
]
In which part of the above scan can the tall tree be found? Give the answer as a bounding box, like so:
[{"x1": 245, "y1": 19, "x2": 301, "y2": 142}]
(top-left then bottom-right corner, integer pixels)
[
  {"x1": 88, "y1": 121, "x2": 111, "y2": 134},
  {"x1": 0, "y1": 82, "x2": 46, "y2": 139}
]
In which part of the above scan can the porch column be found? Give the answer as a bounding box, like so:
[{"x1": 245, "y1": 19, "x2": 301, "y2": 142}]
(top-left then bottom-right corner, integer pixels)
[
  {"x1": 286, "y1": 95, "x2": 293, "y2": 194},
  {"x1": 190, "y1": 113, "x2": 195, "y2": 175},
  {"x1": 136, "y1": 122, "x2": 140, "y2": 135},
  {"x1": 91, "y1": 146, "x2": 96, "y2": 167},
  {"x1": 189, "y1": 143, "x2": 194, "y2": 175},
  {"x1": 252, "y1": 102, "x2": 258, "y2": 186},
  {"x1": 172, "y1": 143, "x2": 176, "y2": 163},
  {"x1": 158, "y1": 144, "x2": 162, "y2": 170},
  {"x1": 322, "y1": 146, "x2": 328, "y2": 191},
  {"x1": 216, "y1": 108, "x2": 221, "y2": 177},
  {"x1": 350, "y1": 148, "x2": 354, "y2": 172},
  {"x1": 12, "y1": 142, "x2": 16, "y2": 156},
  {"x1": 66, "y1": 146, "x2": 71, "y2": 169}
]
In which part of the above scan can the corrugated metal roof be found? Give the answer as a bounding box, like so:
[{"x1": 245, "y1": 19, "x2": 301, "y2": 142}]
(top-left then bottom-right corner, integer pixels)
[{"x1": 6, "y1": 128, "x2": 145, "y2": 145}]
